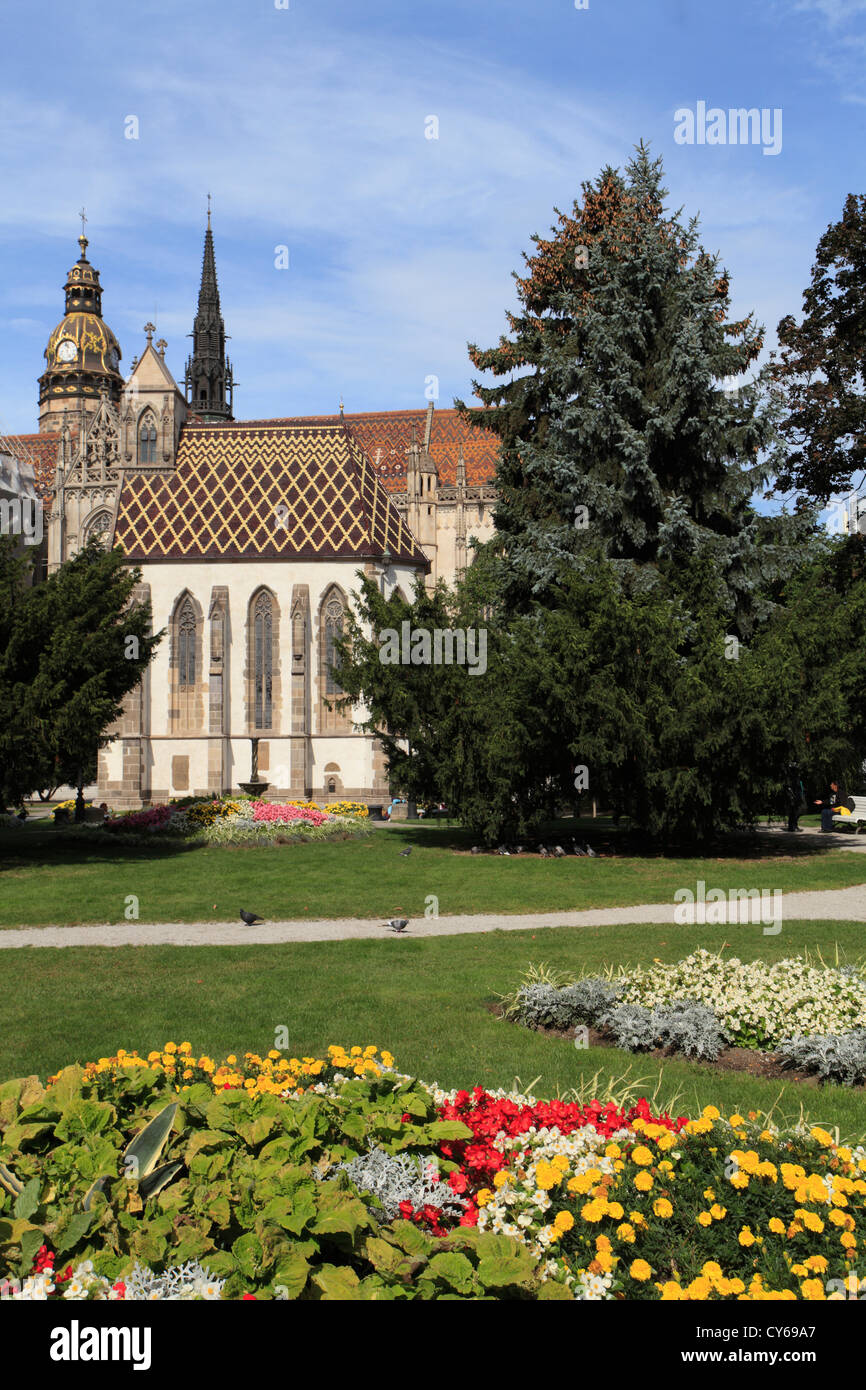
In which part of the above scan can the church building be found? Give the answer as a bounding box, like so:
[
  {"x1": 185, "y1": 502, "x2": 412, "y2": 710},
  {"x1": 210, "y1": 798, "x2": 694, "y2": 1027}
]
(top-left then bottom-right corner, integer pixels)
[{"x1": 3, "y1": 219, "x2": 498, "y2": 807}]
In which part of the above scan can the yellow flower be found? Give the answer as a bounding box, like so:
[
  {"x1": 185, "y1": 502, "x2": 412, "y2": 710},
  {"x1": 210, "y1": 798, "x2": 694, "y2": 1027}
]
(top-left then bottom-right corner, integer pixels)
[
  {"x1": 476, "y1": 1189, "x2": 493, "y2": 1208},
  {"x1": 703, "y1": 1106, "x2": 721, "y2": 1121},
  {"x1": 768, "y1": 1218, "x2": 786, "y2": 1235},
  {"x1": 617, "y1": 1223, "x2": 636, "y2": 1243},
  {"x1": 840, "y1": 1232, "x2": 856, "y2": 1250},
  {"x1": 631, "y1": 1146, "x2": 653, "y2": 1166},
  {"x1": 551, "y1": 1154, "x2": 570, "y2": 1173},
  {"x1": 659, "y1": 1280, "x2": 683, "y2": 1300},
  {"x1": 595, "y1": 1235, "x2": 612, "y2": 1253},
  {"x1": 493, "y1": 1171, "x2": 510, "y2": 1189},
  {"x1": 800, "y1": 1279, "x2": 826, "y2": 1301},
  {"x1": 605, "y1": 1143, "x2": 622, "y2": 1159},
  {"x1": 728, "y1": 1113, "x2": 744, "y2": 1127},
  {"x1": 710, "y1": 1204, "x2": 727, "y2": 1220},
  {"x1": 804, "y1": 1255, "x2": 828, "y2": 1273},
  {"x1": 653, "y1": 1198, "x2": 673, "y2": 1219},
  {"x1": 738, "y1": 1227, "x2": 755, "y2": 1247},
  {"x1": 163, "y1": 1041, "x2": 177, "y2": 1054},
  {"x1": 581, "y1": 1199, "x2": 606, "y2": 1223},
  {"x1": 179, "y1": 1042, "x2": 192, "y2": 1054},
  {"x1": 810, "y1": 1127, "x2": 834, "y2": 1148},
  {"x1": 703, "y1": 1188, "x2": 715, "y2": 1202},
  {"x1": 630, "y1": 1211, "x2": 648, "y2": 1228},
  {"x1": 687, "y1": 1276, "x2": 712, "y2": 1300},
  {"x1": 697, "y1": 1211, "x2": 713, "y2": 1227},
  {"x1": 656, "y1": 1132, "x2": 676, "y2": 1152},
  {"x1": 729, "y1": 1173, "x2": 749, "y2": 1191},
  {"x1": 634, "y1": 1171, "x2": 654, "y2": 1192},
  {"x1": 630, "y1": 1259, "x2": 652, "y2": 1282},
  {"x1": 554, "y1": 1210, "x2": 574, "y2": 1233}
]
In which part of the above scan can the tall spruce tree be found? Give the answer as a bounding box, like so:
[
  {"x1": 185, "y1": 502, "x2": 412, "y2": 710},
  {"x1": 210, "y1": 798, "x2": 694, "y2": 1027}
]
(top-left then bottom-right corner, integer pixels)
[{"x1": 456, "y1": 144, "x2": 813, "y2": 633}]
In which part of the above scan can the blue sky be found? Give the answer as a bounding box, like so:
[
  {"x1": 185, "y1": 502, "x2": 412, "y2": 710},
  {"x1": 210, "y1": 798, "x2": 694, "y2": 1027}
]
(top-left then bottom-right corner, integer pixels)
[{"x1": 1, "y1": 0, "x2": 864, "y2": 510}]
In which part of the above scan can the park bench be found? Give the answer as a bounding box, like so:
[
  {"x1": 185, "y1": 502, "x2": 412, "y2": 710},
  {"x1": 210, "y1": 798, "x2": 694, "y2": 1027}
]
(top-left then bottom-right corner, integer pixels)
[{"x1": 832, "y1": 796, "x2": 866, "y2": 831}]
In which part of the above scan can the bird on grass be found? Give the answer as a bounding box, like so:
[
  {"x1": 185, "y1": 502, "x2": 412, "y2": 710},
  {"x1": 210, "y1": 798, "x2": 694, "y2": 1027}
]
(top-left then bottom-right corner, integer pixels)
[
  {"x1": 538, "y1": 845, "x2": 549, "y2": 858},
  {"x1": 552, "y1": 845, "x2": 566, "y2": 858},
  {"x1": 386, "y1": 918, "x2": 409, "y2": 932},
  {"x1": 471, "y1": 846, "x2": 483, "y2": 855},
  {"x1": 399, "y1": 847, "x2": 412, "y2": 857},
  {"x1": 239, "y1": 909, "x2": 265, "y2": 925}
]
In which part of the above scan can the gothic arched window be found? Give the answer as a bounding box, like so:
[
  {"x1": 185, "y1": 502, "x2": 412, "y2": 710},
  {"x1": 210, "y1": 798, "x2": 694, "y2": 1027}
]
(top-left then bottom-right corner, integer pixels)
[
  {"x1": 253, "y1": 590, "x2": 273, "y2": 729},
  {"x1": 324, "y1": 595, "x2": 344, "y2": 696},
  {"x1": 84, "y1": 511, "x2": 111, "y2": 547},
  {"x1": 177, "y1": 597, "x2": 196, "y2": 688},
  {"x1": 138, "y1": 412, "x2": 157, "y2": 465}
]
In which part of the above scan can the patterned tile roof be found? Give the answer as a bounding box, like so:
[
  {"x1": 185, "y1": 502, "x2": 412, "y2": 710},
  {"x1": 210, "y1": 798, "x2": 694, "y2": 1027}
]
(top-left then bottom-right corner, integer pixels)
[
  {"x1": 233, "y1": 408, "x2": 500, "y2": 493},
  {"x1": 113, "y1": 420, "x2": 428, "y2": 565},
  {"x1": 0, "y1": 433, "x2": 63, "y2": 499}
]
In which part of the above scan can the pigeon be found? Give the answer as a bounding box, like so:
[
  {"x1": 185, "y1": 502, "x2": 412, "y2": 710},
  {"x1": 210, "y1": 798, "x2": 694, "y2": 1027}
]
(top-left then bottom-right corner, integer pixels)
[
  {"x1": 386, "y1": 918, "x2": 409, "y2": 932},
  {"x1": 585, "y1": 844, "x2": 597, "y2": 857},
  {"x1": 239, "y1": 909, "x2": 265, "y2": 925},
  {"x1": 552, "y1": 845, "x2": 566, "y2": 858},
  {"x1": 471, "y1": 846, "x2": 483, "y2": 854},
  {"x1": 497, "y1": 845, "x2": 510, "y2": 856},
  {"x1": 571, "y1": 840, "x2": 587, "y2": 856},
  {"x1": 513, "y1": 845, "x2": 524, "y2": 855},
  {"x1": 538, "y1": 845, "x2": 549, "y2": 858},
  {"x1": 399, "y1": 847, "x2": 412, "y2": 857}
]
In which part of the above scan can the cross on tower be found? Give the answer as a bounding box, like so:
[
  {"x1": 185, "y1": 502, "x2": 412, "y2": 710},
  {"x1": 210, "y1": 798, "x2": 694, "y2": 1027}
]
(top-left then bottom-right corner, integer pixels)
[
  {"x1": 79, "y1": 207, "x2": 87, "y2": 237},
  {"x1": 144, "y1": 322, "x2": 155, "y2": 346},
  {"x1": 207, "y1": 192, "x2": 212, "y2": 229}
]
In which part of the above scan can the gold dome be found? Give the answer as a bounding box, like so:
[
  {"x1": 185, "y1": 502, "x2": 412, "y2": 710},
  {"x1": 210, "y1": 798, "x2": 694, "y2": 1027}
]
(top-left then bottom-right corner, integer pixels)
[{"x1": 45, "y1": 311, "x2": 122, "y2": 375}]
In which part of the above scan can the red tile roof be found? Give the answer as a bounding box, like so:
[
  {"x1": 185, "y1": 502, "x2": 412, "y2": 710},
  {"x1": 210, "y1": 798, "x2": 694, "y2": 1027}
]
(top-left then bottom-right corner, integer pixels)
[
  {"x1": 230, "y1": 408, "x2": 500, "y2": 493},
  {"x1": 0, "y1": 433, "x2": 62, "y2": 499}
]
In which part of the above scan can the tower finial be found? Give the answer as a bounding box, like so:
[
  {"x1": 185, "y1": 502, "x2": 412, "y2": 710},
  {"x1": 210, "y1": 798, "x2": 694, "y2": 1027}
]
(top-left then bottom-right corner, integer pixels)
[
  {"x1": 144, "y1": 322, "x2": 155, "y2": 346},
  {"x1": 78, "y1": 206, "x2": 88, "y2": 257},
  {"x1": 207, "y1": 192, "x2": 212, "y2": 230}
]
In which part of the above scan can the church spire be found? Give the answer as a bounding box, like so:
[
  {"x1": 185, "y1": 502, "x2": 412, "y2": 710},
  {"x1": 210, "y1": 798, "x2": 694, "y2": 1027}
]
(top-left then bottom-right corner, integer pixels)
[{"x1": 184, "y1": 206, "x2": 234, "y2": 421}]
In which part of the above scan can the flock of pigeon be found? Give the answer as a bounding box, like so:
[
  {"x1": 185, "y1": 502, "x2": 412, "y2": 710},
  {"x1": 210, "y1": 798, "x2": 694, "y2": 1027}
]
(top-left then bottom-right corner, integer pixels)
[{"x1": 471, "y1": 840, "x2": 597, "y2": 857}]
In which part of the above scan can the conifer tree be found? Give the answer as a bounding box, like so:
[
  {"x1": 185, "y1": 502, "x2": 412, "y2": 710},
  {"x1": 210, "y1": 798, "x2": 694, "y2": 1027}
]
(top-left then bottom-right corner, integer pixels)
[{"x1": 769, "y1": 193, "x2": 866, "y2": 503}]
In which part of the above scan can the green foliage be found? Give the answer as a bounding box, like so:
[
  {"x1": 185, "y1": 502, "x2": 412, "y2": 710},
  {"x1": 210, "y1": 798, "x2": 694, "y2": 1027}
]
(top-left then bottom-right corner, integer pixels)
[
  {"x1": 0, "y1": 1064, "x2": 564, "y2": 1300},
  {"x1": 769, "y1": 192, "x2": 866, "y2": 501},
  {"x1": 0, "y1": 537, "x2": 162, "y2": 806}
]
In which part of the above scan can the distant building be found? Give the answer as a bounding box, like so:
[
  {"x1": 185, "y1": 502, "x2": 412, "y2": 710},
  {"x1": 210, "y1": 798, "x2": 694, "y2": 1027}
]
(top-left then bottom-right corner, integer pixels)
[{"x1": 4, "y1": 220, "x2": 499, "y2": 807}]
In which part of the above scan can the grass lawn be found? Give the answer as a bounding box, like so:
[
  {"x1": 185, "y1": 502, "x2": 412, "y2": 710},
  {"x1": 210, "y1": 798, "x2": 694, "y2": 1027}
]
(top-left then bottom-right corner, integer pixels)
[
  {"x1": 1, "y1": 819, "x2": 864, "y2": 926},
  {"x1": 3, "y1": 918, "x2": 866, "y2": 1140}
]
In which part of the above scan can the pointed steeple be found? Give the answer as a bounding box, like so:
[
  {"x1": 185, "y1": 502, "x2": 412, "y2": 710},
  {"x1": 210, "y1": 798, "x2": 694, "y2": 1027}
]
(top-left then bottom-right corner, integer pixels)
[{"x1": 184, "y1": 206, "x2": 234, "y2": 421}]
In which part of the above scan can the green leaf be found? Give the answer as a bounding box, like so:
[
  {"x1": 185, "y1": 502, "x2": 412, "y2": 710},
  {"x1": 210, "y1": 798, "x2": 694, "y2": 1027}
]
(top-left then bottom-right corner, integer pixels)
[
  {"x1": 259, "y1": 1190, "x2": 317, "y2": 1235},
  {"x1": 235, "y1": 1114, "x2": 278, "y2": 1148},
  {"x1": 45, "y1": 1065, "x2": 85, "y2": 1109},
  {"x1": 387, "y1": 1219, "x2": 433, "y2": 1256},
  {"x1": 139, "y1": 1160, "x2": 184, "y2": 1202},
  {"x1": 310, "y1": 1186, "x2": 373, "y2": 1240},
  {"x1": 183, "y1": 1130, "x2": 227, "y2": 1164},
  {"x1": 53, "y1": 1211, "x2": 94, "y2": 1258},
  {"x1": 272, "y1": 1247, "x2": 311, "y2": 1300},
  {"x1": 232, "y1": 1231, "x2": 264, "y2": 1280},
  {"x1": 537, "y1": 1278, "x2": 574, "y2": 1299},
  {"x1": 425, "y1": 1120, "x2": 474, "y2": 1141},
  {"x1": 13, "y1": 1177, "x2": 41, "y2": 1221},
  {"x1": 122, "y1": 1101, "x2": 178, "y2": 1181},
  {"x1": 172, "y1": 1226, "x2": 215, "y2": 1264},
  {"x1": 426, "y1": 1250, "x2": 477, "y2": 1294},
  {"x1": 310, "y1": 1264, "x2": 361, "y2": 1300}
]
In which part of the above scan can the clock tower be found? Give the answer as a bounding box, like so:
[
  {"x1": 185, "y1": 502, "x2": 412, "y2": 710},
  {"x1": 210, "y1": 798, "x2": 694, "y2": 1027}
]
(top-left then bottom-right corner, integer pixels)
[{"x1": 38, "y1": 228, "x2": 124, "y2": 431}]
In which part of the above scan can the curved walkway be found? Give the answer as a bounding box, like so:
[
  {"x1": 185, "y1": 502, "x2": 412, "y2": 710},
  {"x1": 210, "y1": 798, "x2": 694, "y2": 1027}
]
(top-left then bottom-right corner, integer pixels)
[{"x1": 1, "y1": 883, "x2": 865, "y2": 949}]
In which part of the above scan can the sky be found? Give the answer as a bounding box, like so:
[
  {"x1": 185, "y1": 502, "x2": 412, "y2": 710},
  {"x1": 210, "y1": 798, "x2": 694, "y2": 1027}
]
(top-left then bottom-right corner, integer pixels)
[{"x1": 0, "y1": 0, "x2": 864, "y2": 513}]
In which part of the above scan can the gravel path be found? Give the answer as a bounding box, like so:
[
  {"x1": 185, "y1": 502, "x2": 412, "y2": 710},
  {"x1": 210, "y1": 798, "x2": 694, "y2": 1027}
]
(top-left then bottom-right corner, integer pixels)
[{"x1": 1, "y1": 883, "x2": 865, "y2": 949}]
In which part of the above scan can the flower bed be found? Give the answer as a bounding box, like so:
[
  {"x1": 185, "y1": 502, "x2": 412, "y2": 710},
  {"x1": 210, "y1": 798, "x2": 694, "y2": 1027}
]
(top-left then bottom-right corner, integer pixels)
[
  {"x1": 94, "y1": 795, "x2": 374, "y2": 846},
  {"x1": 2, "y1": 1044, "x2": 864, "y2": 1300},
  {"x1": 503, "y1": 949, "x2": 866, "y2": 1081}
]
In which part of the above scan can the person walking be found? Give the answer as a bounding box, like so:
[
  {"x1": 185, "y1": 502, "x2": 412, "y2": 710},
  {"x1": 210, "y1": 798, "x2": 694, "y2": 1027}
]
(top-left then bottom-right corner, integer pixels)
[{"x1": 785, "y1": 762, "x2": 805, "y2": 832}]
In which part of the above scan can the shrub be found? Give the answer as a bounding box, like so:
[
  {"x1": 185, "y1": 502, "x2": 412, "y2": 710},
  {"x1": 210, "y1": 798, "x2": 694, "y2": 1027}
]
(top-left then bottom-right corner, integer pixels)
[{"x1": 776, "y1": 1029, "x2": 866, "y2": 1086}]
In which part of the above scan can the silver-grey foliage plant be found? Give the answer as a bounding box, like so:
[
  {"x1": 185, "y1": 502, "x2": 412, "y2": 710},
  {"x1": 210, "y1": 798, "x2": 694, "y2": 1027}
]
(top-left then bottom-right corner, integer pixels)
[{"x1": 320, "y1": 1148, "x2": 468, "y2": 1223}]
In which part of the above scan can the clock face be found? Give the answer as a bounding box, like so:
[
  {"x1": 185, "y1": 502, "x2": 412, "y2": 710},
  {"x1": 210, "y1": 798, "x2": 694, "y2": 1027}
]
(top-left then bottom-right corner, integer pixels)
[{"x1": 56, "y1": 338, "x2": 77, "y2": 364}]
